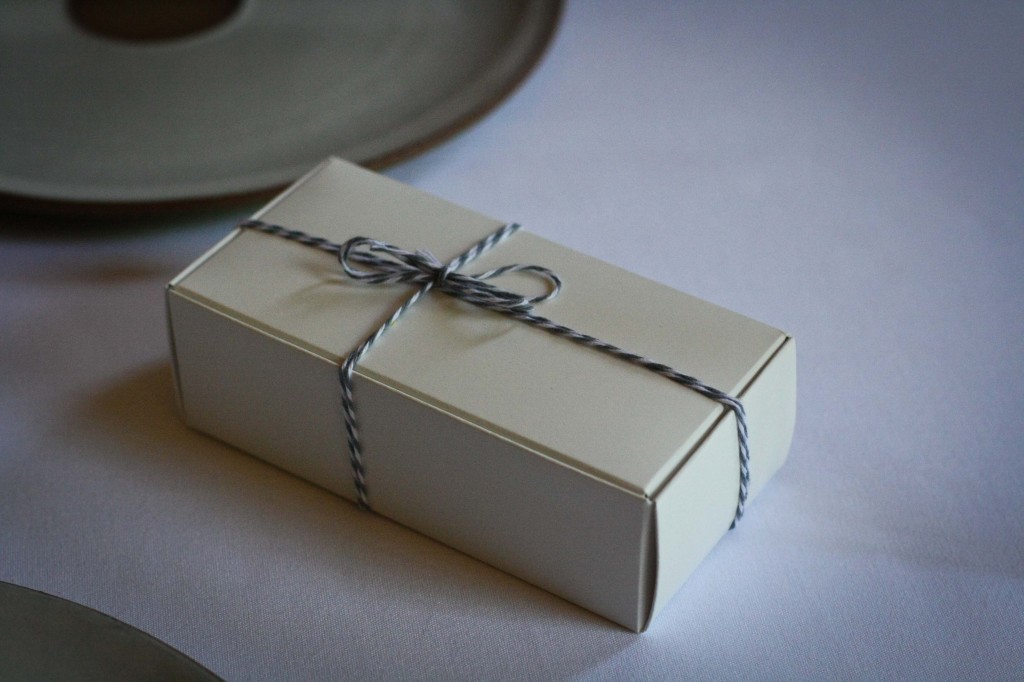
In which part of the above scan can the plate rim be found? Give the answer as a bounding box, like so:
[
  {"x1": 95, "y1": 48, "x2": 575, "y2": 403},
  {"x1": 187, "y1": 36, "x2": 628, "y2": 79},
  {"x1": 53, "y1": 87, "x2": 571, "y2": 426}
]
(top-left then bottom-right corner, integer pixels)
[{"x1": 0, "y1": 580, "x2": 223, "y2": 680}]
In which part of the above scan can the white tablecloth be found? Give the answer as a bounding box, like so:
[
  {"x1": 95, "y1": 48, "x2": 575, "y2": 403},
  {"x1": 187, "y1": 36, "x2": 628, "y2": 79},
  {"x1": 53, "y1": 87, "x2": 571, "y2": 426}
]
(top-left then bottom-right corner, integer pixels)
[{"x1": 3, "y1": 2, "x2": 1022, "y2": 679}]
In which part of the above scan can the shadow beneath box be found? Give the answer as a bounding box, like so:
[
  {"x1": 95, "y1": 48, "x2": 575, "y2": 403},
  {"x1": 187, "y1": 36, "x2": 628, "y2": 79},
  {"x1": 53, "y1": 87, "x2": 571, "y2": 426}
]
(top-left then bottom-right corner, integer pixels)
[
  {"x1": 0, "y1": 198, "x2": 261, "y2": 241},
  {"x1": 81, "y1": 361, "x2": 646, "y2": 675}
]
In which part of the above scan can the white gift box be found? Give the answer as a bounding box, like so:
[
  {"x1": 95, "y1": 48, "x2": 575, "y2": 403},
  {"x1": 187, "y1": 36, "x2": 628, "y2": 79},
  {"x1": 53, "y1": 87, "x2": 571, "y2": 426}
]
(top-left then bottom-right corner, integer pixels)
[{"x1": 166, "y1": 158, "x2": 796, "y2": 631}]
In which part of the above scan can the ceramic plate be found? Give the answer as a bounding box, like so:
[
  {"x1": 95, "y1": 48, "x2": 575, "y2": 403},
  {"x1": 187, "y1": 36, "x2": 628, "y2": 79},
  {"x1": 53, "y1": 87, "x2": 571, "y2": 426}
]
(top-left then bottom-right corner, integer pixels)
[
  {"x1": 0, "y1": 581, "x2": 221, "y2": 681},
  {"x1": 0, "y1": 1, "x2": 561, "y2": 213}
]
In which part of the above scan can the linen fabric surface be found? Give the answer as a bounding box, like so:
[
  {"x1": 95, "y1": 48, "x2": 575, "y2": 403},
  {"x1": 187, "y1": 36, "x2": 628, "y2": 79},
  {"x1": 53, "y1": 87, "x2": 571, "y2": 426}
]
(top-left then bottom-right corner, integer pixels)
[{"x1": 2, "y1": 2, "x2": 1021, "y2": 679}]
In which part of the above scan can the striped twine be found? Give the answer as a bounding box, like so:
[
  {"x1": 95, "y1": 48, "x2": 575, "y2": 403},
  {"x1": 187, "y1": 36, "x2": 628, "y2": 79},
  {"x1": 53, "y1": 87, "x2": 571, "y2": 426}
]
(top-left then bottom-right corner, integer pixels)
[{"x1": 241, "y1": 218, "x2": 750, "y2": 528}]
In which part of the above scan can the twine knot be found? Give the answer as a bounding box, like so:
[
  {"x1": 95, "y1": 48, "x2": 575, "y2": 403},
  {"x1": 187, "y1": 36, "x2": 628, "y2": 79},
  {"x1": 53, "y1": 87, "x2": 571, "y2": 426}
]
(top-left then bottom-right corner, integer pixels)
[{"x1": 337, "y1": 230, "x2": 562, "y2": 316}]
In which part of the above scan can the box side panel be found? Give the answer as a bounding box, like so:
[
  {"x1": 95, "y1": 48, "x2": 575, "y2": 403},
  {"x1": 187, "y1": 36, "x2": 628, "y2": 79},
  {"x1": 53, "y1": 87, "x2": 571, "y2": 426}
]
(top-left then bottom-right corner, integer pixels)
[
  {"x1": 745, "y1": 337, "x2": 797, "y2": 501},
  {"x1": 362, "y1": 378, "x2": 654, "y2": 631},
  {"x1": 647, "y1": 411, "x2": 740, "y2": 624},
  {"x1": 165, "y1": 285, "x2": 185, "y2": 416},
  {"x1": 168, "y1": 289, "x2": 354, "y2": 498},
  {"x1": 649, "y1": 337, "x2": 797, "y2": 623},
  {"x1": 168, "y1": 291, "x2": 652, "y2": 630}
]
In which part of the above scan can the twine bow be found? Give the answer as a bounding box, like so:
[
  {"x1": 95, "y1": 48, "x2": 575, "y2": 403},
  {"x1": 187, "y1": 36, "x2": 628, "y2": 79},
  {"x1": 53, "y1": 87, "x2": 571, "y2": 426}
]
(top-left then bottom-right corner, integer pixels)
[{"x1": 241, "y1": 218, "x2": 750, "y2": 528}]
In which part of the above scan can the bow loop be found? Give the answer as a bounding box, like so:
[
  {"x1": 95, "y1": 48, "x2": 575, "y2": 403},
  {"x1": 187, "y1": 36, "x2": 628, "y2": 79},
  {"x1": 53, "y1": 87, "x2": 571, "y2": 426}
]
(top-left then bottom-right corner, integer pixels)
[{"x1": 338, "y1": 237, "x2": 434, "y2": 284}]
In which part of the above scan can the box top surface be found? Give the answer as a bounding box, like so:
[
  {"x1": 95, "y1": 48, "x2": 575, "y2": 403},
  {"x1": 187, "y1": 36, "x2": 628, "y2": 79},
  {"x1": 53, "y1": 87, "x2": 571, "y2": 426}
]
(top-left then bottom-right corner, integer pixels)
[{"x1": 171, "y1": 159, "x2": 786, "y2": 496}]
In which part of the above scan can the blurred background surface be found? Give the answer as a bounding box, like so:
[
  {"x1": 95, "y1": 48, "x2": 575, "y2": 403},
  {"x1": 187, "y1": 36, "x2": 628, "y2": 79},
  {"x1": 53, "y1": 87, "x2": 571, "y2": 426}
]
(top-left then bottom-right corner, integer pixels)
[{"x1": 1, "y1": 2, "x2": 1021, "y2": 679}]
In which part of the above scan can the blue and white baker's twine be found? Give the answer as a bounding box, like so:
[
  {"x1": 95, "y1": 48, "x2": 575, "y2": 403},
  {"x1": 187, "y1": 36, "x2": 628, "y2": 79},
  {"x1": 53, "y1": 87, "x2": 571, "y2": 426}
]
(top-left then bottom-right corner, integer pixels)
[{"x1": 240, "y1": 218, "x2": 751, "y2": 528}]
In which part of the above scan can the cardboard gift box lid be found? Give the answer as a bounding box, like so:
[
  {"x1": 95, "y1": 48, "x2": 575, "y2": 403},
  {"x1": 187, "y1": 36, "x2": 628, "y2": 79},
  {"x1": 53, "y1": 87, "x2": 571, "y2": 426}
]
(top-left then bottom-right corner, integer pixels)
[{"x1": 167, "y1": 158, "x2": 796, "y2": 630}]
